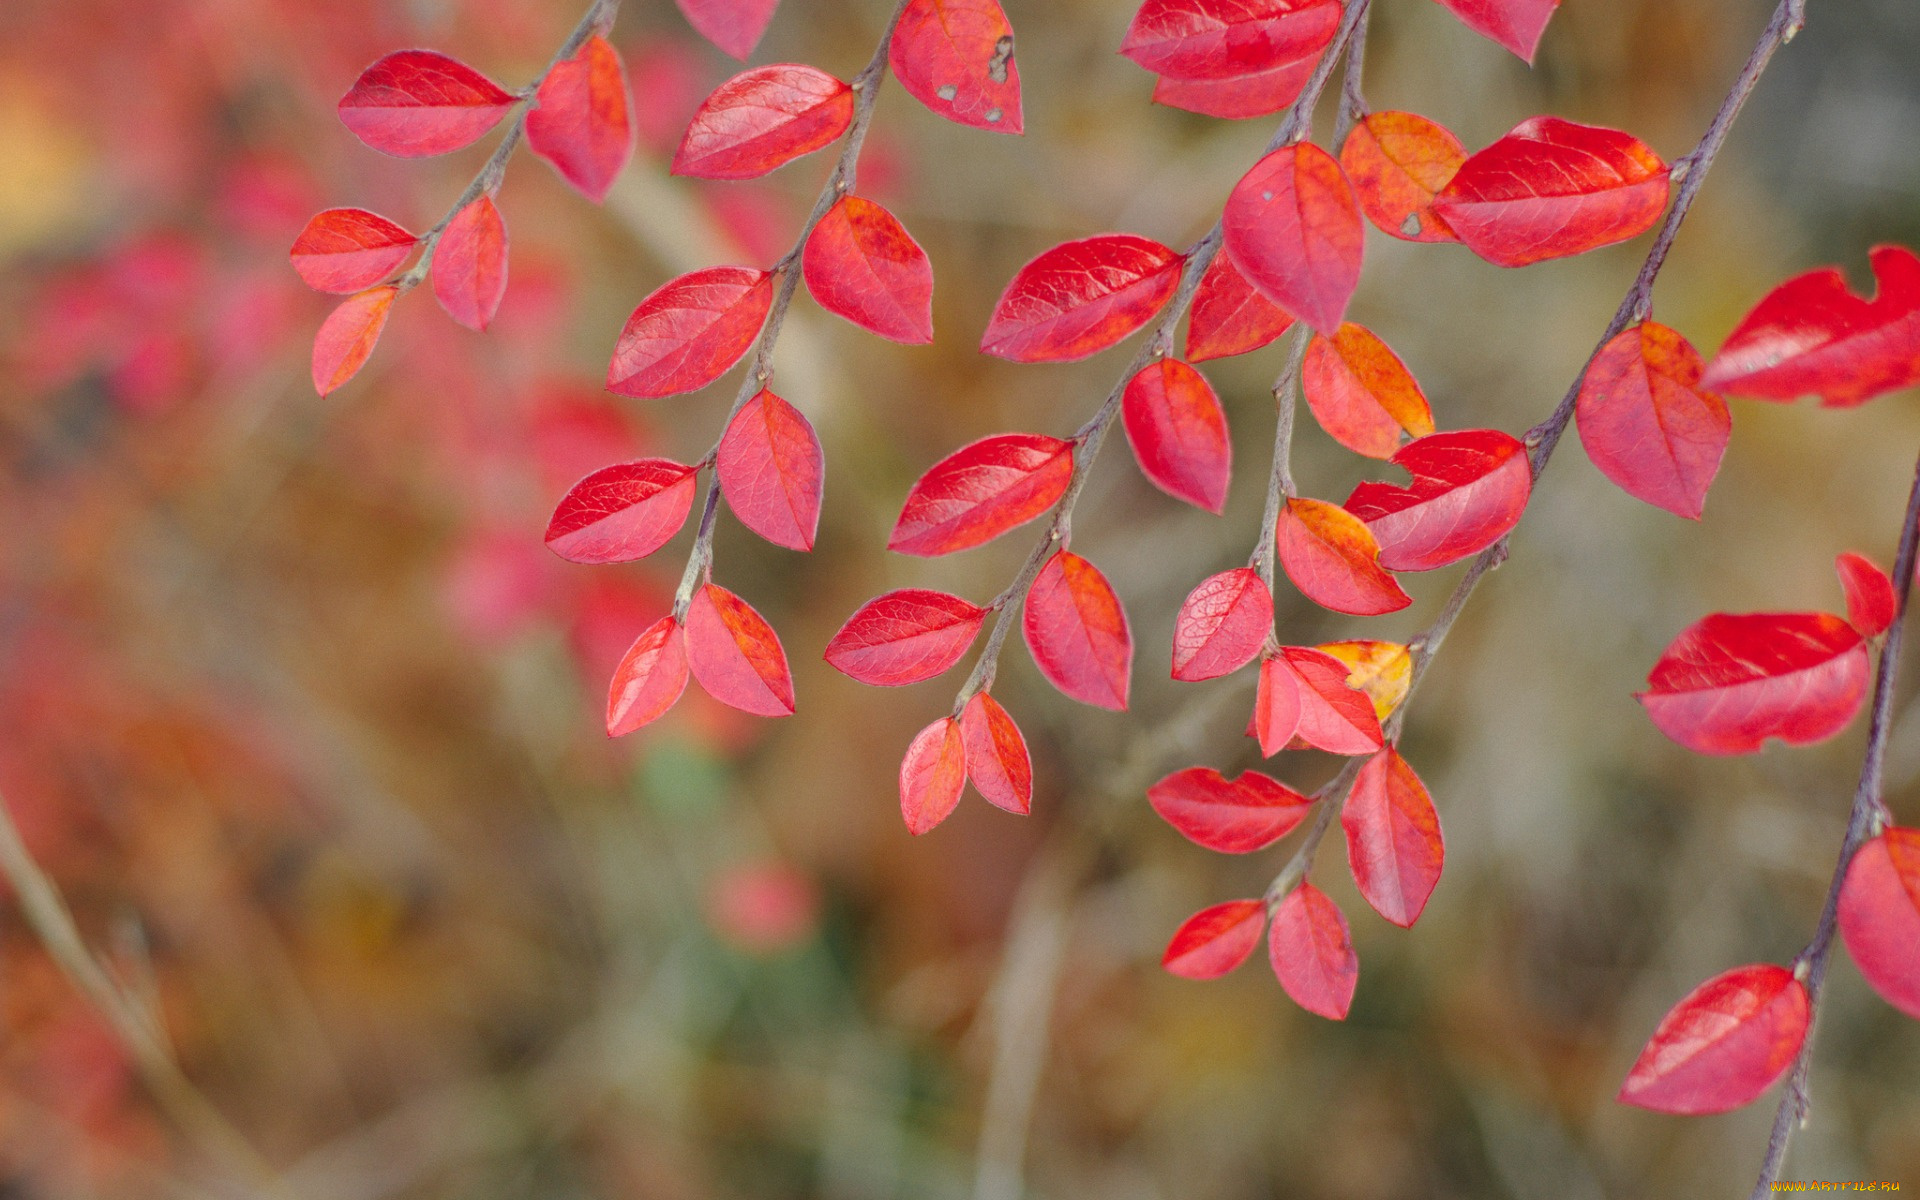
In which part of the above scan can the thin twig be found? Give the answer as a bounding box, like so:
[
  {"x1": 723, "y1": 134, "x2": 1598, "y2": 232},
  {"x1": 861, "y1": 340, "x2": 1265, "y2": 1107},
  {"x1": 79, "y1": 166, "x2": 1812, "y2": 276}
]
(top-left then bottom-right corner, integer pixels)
[
  {"x1": 1257, "y1": 0, "x2": 1809, "y2": 904},
  {"x1": 1749, "y1": 447, "x2": 1920, "y2": 1196},
  {"x1": 0, "y1": 792, "x2": 299, "y2": 1200},
  {"x1": 672, "y1": 0, "x2": 916, "y2": 619},
  {"x1": 950, "y1": 0, "x2": 1375, "y2": 715}
]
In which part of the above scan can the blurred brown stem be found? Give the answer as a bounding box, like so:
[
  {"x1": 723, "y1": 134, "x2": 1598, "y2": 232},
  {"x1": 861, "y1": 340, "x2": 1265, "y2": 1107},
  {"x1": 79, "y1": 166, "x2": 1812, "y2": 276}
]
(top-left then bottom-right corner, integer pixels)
[{"x1": 1749, "y1": 447, "x2": 1920, "y2": 1196}]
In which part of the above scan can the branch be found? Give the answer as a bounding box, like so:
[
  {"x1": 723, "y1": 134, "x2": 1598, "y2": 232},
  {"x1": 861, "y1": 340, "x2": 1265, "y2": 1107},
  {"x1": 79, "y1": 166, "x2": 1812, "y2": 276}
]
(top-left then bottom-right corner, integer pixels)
[
  {"x1": 0, "y1": 792, "x2": 300, "y2": 1199},
  {"x1": 1258, "y1": 0, "x2": 1808, "y2": 904},
  {"x1": 950, "y1": 0, "x2": 1375, "y2": 713},
  {"x1": 1748, "y1": 448, "x2": 1920, "y2": 1195},
  {"x1": 672, "y1": 0, "x2": 915, "y2": 619},
  {"x1": 391, "y1": 0, "x2": 624, "y2": 294}
]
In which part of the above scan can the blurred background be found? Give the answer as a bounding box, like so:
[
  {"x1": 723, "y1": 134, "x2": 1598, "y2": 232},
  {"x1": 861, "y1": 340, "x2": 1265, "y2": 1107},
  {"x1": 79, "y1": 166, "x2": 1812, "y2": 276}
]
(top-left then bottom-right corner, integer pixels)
[{"x1": 2, "y1": 0, "x2": 1918, "y2": 1195}]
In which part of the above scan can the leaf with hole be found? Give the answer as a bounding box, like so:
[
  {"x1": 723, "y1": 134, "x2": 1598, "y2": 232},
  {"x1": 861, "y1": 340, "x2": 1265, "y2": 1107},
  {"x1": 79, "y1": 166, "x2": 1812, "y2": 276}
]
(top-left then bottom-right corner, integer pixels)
[
  {"x1": 1224, "y1": 143, "x2": 1363, "y2": 335},
  {"x1": 1339, "y1": 110, "x2": 1465, "y2": 243},
  {"x1": 890, "y1": 0, "x2": 1024, "y2": 133}
]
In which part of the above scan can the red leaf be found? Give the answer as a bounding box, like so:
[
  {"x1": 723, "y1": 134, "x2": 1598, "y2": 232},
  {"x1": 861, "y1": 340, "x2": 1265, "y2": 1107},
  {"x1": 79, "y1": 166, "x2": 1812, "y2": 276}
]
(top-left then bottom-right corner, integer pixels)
[
  {"x1": 527, "y1": 35, "x2": 634, "y2": 202},
  {"x1": 889, "y1": 0, "x2": 1024, "y2": 134},
  {"x1": 1186, "y1": 253, "x2": 1294, "y2": 362},
  {"x1": 803, "y1": 196, "x2": 934, "y2": 344},
  {"x1": 1269, "y1": 883, "x2": 1357, "y2": 1019},
  {"x1": 1574, "y1": 321, "x2": 1730, "y2": 520},
  {"x1": 1172, "y1": 568, "x2": 1273, "y2": 681},
  {"x1": 432, "y1": 195, "x2": 508, "y2": 332},
  {"x1": 717, "y1": 390, "x2": 823, "y2": 551},
  {"x1": 1619, "y1": 964, "x2": 1809, "y2": 1114},
  {"x1": 1301, "y1": 323, "x2": 1436, "y2": 458},
  {"x1": 1122, "y1": 358, "x2": 1232, "y2": 513},
  {"x1": 961, "y1": 693, "x2": 1032, "y2": 814},
  {"x1": 545, "y1": 459, "x2": 700, "y2": 563},
  {"x1": 684, "y1": 584, "x2": 795, "y2": 716},
  {"x1": 900, "y1": 716, "x2": 967, "y2": 834},
  {"x1": 1339, "y1": 110, "x2": 1466, "y2": 243},
  {"x1": 290, "y1": 208, "x2": 416, "y2": 294},
  {"x1": 889, "y1": 433, "x2": 1074, "y2": 556},
  {"x1": 671, "y1": 65, "x2": 854, "y2": 181},
  {"x1": 1342, "y1": 746, "x2": 1444, "y2": 927},
  {"x1": 1223, "y1": 143, "x2": 1364, "y2": 335},
  {"x1": 1836, "y1": 552, "x2": 1896, "y2": 639},
  {"x1": 1163, "y1": 899, "x2": 1267, "y2": 979},
  {"x1": 337, "y1": 50, "x2": 515, "y2": 158},
  {"x1": 676, "y1": 0, "x2": 780, "y2": 59},
  {"x1": 1148, "y1": 766, "x2": 1311, "y2": 852},
  {"x1": 1023, "y1": 551, "x2": 1133, "y2": 710},
  {"x1": 1275, "y1": 497, "x2": 1411, "y2": 615},
  {"x1": 1252, "y1": 652, "x2": 1303, "y2": 754},
  {"x1": 606, "y1": 616, "x2": 691, "y2": 736},
  {"x1": 1279, "y1": 646, "x2": 1383, "y2": 754},
  {"x1": 1839, "y1": 827, "x2": 1920, "y2": 1019},
  {"x1": 1121, "y1": 0, "x2": 1342, "y2": 81},
  {"x1": 311, "y1": 286, "x2": 396, "y2": 396},
  {"x1": 607, "y1": 266, "x2": 772, "y2": 398},
  {"x1": 1638, "y1": 612, "x2": 1869, "y2": 755},
  {"x1": 980, "y1": 235, "x2": 1183, "y2": 363},
  {"x1": 1345, "y1": 429, "x2": 1531, "y2": 571},
  {"x1": 826, "y1": 590, "x2": 988, "y2": 686},
  {"x1": 1699, "y1": 245, "x2": 1920, "y2": 408},
  {"x1": 1152, "y1": 56, "x2": 1315, "y2": 119},
  {"x1": 1432, "y1": 0, "x2": 1559, "y2": 62},
  {"x1": 1432, "y1": 117, "x2": 1669, "y2": 268}
]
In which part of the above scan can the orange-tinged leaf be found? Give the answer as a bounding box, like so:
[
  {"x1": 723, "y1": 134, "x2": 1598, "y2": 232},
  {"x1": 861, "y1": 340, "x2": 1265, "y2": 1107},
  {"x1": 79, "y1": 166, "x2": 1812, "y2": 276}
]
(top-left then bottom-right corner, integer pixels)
[
  {"x1": 803, "y1": 196, "x2": 934, "y2": 344},
  {"x1": 1223, "y1": 142, "x2": 1363, "y2": 335},
  {"x1": 1345, "y1": 429, "x2": 1531, "y2": 571},
  {"x1": 1433, "y1": 117, "x2": 1669, "y2": 268},
  {"x1": 545, "y1": 458, "x2": 699, "y2": 563},
  {"x1": 1163, "y1": 899, "x2": 1266, "y2": 979},
  {"x1": 337, "y1": 50, "x2": 515, "y2": 158},
  {"x1": 1574, "y1": 321, "x2": 1729, "y2": 519},
  {"x1": 1121, "y1": 0, "x2": 1342, "y2": 81},
  {"x1": 1338, "y1": 110, "x2": 1465, "y2": 243},
  {"x1": 607, "y1": 266, "x2": 772, "y2": 398},
  {"x1": 1700, "y1": 245, "x2": 1920, "y2": 408},
  {"x1": 1172, "y1": 568, "x2": 1272, "y2": 681},
  {"x1": 825, "y1": 590, "x2": 988, "y2": 686},
  {"x1": 1315, "y1": 640, "x2": 1412, "y2": 721},
  {"x1": 1122, "y1": 358, "x2": 1231, "y2": 512},
  {"x1": 1836, "y1": 552, "x2": 1896, "y2": 639},
  {"x1": 981, "y1": 235, "x2": 1183, "y2": 363},
  {"x1": 1148, "y1": 766, "x2": 1311, "y2": 852},
  {"x1": 1186, "y1": 252, "x2": 1294, "y2": 362},
  {"x1": 1432, "y1": 0, "x2": 1559, "y2": 62},
  {"x1": 961, "y1": 693, "x2": 1032, "y2": 814},
  {"x1": 671, "y1": 65, "x2": 854, "y2": 181},
  {"x1": 1839, "y1": 827, "x2": 1920, "y2": 1019},
  {"x1": 1638, "y1": 612, "x2": 1868, "y2": 755},
  {"x1": 311, "y1": 285, "x2": 396, "y2": 396},
  {"x1": 684, "y1": 584, "x2": 795, "y2": 716},
  {"x1": 290, "y1": 208, "x2": 416, "y2": 294},
  {"x1": 1023, "y1": 551, "x2": 1132, "y2": 711},
  {"x1": 606, "y1": 616, "x2": 691, "y2": 736},
  {"x1": 1278, "y1": 646, "x2": 1383, "y2": 755},
  {"x1": 1151, "y1": 56, "x2": 1315, "y2": 119},
  {"x1": 1275, "y1": 497, "x2": 1411, "y2": 615},
  {"x1": 1342, "y1": 746, "x2": 1443, "y2": 927},
  {"x1": 889, "y1": 434, "x2": 1073, "y2": 556},
  {"x1": 900, "y1": 716, "x2": 966, "y2": 834},
  {"x1": 676, "y1": 0, "x2": 780, "y2": 59},
  {"x1": 432, "y1": 195, "x2": 508, "y2": 331},
  {"x1": 527, "y1": 35, "x2": 635, "y2": 202},
  {"x1": 1269, "y1": 882, "x2": 1357, "y2": 1019},
  {"x1": 717, "y1": 390, "x2": 823, "y2": 551},
  {"x1": 1301, "y1": 323, "x2": 1435, "y2": 458},
  {"x1": 890, "y1": 0, "x2": 1024, "y2": 134},
  {"x1": 1619, "y1": 964, "x2": 1809, "y2": 1114}
]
